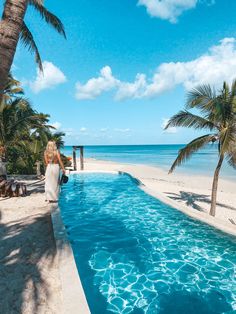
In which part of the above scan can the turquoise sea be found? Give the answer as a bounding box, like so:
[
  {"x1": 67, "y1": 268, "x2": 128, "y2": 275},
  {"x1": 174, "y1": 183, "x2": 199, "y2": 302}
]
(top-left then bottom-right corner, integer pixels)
[{"x1": 62, "y1": 144, "x2": 236, "y2": 180}]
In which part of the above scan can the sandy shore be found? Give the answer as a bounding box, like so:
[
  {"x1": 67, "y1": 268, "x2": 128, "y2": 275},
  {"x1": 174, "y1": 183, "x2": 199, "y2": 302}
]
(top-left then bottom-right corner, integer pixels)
[
  {"x1": 81, "y1": 158, "x2": 236, "y2": 233},
  {"x1": 0, "y1": 178, "x2": 62, "y2": 314}
]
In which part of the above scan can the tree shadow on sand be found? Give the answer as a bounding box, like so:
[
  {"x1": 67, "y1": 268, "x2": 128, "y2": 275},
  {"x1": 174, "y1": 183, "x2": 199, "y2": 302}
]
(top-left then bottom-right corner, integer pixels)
[
  {"x1": 0, "y1": 210, "x2": 65, "y2": 313},
  {"x1": 165, "y1": 191, "x2": 236, "y2": 212},
  {"x1": 26, "y1": 179, "x2": 45, "y2": 195}
]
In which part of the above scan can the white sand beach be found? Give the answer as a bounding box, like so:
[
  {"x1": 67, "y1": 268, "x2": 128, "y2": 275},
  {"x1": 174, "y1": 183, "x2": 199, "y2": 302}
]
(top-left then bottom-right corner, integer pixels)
[
  {"x1": 0, "y1": 178, "x2": 63, "y2": 314},
  {"x1": 0, "y1": 160, "x2": 235, "y2": 313}
]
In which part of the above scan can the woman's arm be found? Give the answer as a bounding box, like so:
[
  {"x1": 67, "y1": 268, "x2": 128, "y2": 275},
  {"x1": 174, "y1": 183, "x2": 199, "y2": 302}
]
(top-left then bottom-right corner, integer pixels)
[
  {"x1": 44, "y1": 152, "x2": 48, "y2": 166},
  {"x1": 57, "y1": 151, "x2": 66, "y2": 174}
]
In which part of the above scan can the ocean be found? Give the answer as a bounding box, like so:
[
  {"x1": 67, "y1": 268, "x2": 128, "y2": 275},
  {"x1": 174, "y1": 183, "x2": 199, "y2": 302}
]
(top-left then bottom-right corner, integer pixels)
[{"x1": 62, "y1": 144, "x2": 235, "y2": 180}]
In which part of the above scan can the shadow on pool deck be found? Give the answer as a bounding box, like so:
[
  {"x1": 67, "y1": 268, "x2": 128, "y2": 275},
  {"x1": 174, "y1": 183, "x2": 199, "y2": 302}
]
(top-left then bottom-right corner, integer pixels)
[
  {"x1": 27, "y1": 179, "x2": 45, "y2": 195},
  {"x1": 165, "y1": 191, "x2": 236, "y2": 212},
  {"x1": 0, "y1": 211, "x2": 65, "y2": 313}
]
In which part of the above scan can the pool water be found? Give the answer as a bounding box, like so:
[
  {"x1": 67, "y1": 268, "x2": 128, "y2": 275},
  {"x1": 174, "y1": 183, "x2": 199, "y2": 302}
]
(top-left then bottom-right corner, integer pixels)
[{"x1": 59, "y1": 173, "x2": 236, "y2": 314}]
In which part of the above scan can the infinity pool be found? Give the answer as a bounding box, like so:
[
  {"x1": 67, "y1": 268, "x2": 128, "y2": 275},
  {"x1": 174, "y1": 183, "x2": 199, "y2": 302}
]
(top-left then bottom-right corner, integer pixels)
[{"x1": 59, "y1": 173, "x2": 236, "y2": 314}]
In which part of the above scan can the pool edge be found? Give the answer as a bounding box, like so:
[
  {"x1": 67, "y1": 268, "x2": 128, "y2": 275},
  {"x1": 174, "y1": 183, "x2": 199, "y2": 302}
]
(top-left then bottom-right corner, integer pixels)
[
  {"x1": 69, "y1": 170, "x2": 236, "y2": 237},
  {"x1": 50, "y1": 204, "x2": 91, "y2": 314},
  {"x1": 139, "y1": 184, "x2": 236, "y2": 238},
  {"x1": 118, "y1": 171, "x2": 236, "y2": 238}
]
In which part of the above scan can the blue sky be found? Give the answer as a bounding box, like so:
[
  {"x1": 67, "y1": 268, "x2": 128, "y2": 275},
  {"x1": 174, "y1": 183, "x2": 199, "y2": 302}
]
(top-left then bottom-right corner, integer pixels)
[{"x1": 6, "y1": 0, "x2": 236, "y2": 145}]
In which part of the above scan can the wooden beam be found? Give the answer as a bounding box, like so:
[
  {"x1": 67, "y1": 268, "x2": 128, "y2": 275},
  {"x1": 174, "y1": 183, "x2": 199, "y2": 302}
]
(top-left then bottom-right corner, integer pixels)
[
  {"x1": 80, "y1": 146, "x2": 84, "y2": 170},
  {"x1": 72, "y1": 146, "x2": 84, "y2": 171},
  {"x1": 73, "y1": 148, "x2": 77, "y2": 171}
]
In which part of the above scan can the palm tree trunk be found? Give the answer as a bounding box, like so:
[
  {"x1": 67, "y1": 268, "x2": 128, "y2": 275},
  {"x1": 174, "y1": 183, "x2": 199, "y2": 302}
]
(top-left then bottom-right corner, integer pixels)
[
  {"x1": 210, "y1": 154, "x2": 224, "y2": 216},
  {"x1": 0, "y1": 145, "x2": 7, "y2": 179},
  {"x1": 0, "y1": 159, "x2": 7, "y2": 179},
  {"x1": 0, "y1": 0, "x2": 28, "y2": 99}
]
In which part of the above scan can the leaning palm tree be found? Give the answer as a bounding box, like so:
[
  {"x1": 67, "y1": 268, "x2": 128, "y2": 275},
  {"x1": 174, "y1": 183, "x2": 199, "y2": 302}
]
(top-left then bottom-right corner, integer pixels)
[
  {"x1": 165, "y1": 81, "x2": 236, "y2": 217},
  {"x1": 0, "y1": 0, "x2": 66, "y2": 99}
]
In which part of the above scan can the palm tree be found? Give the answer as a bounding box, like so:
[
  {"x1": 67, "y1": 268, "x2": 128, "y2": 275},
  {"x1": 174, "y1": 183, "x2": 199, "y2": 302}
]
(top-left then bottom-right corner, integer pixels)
[
  {"x1": 0, "y1": 74, "x2": 23, "y2": 175},
  {"x1": 0, "y1": 97, "x2": 50, "y2": 152},
  {"x1": 46, "y1": 130, "x2": 65, "y2": 149},
  {"x1": 0, "y1": 0, "x2": 66, "y2": 100},
  {"x1": 165, "y1": 82, "x2": 236, "y2": 216},
  {"x1": 0, "y1": 93, "x2": 51, "y2": 174},
  {"x1": 0, "y1": 73, "x2": 67, "y2": 175},
  {"x1": 3, "y1": 73, "x2": 24, "y2": 101},
  {"x1": 28, "y1": 127, "x2": 63, "y2": 175}
]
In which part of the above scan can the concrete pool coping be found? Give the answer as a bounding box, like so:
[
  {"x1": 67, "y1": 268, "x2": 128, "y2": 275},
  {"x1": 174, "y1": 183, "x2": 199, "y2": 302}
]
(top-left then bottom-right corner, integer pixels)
[
  {"x1": 50, "y1": 204, "x2": 91, "y2": 314},
  {"x1": 140, "y1": 185, "x2": 236, "y2": 237}
]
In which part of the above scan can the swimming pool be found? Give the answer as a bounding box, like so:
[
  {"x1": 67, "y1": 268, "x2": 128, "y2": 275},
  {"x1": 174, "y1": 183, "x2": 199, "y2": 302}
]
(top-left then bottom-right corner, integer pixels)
[{"x1": 59, "y1": 173, "x2": 236, "y2": 314}]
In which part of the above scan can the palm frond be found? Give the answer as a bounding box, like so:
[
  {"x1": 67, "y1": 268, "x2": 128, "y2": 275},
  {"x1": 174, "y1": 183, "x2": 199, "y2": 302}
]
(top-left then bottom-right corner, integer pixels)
[
  {"x1": 30, "y1": 0, "x2": 43, "y2": 4},
  {"x1": 226, "y1": 149, "x2": 236, "y2": 169},
  {"x1": 219, "y1": 124, "x2": 236, "y2": 155},
  {"x1": 231, "y1": 79, "x2": 236, "y2": 95},
  {"x1": 29, "y1": 1, "x2": 66, "y2": 38},
  {"x1": 165, "y1": 110, "x2": 216, "y2": 131},
  {"x1": 3, "y1": 73, "x2": 24, "y2": 98},
  {"x1": 20, "y1": 22, "x2": 43, "y2": 71},
  {"x1": 0, "y1": 73, "x2": 67, "y2": 174},
  {"x1": 230, "y1": 79, "x2": 236, "y2": 113},
  {"x1": 220, "y1": 82, "x2": 233, "y2": 123},
  {"x1": 186, "y1": 84, "x2": 216, "y2": 112},
  {"x1": 169, "y1": 134, "x2": 216, "y2": 173}
]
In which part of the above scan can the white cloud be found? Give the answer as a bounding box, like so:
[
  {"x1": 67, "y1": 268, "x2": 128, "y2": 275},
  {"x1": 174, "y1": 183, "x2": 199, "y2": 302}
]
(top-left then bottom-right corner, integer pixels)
[
  {"x1": 63, "y1": 128, "x2": 74, "y2": 136},
  {"x1": 60, "y1": 127, "x2": 74, "y2": 137},
  {"x1": 114, "y1": 128, "x2": 131, "y2": 133},
  {"x1": 115, "y1": 74, "x2": 147, "y2": 101},
  {"x1": 137, "y1": 0, "x2": 197, "y2": 23},
  {"x1": 75, "y1": 66, "x2": 119, "y2": 100},
  {"x1": 30, "y1": 61, "x2": 67, "y2": 93},
  {"x1": 100, "y1": 128, "x2": 108, "y2": 132},
  {"x1": 161, "y1": 118, "x2": 177, "y2": 133},
  {"x1": 51, "y1": 121, "x2": 62, "y2": 130},
  {"x1": 143, "y1": 37, "x2": 236, "y2": 96},
  {"x1": 74, "y1": 38, "x2": 236, "y2": 101},
  {"x1": 80, "y1": 127, "x2": 87, "y2": 132},
  {"x1": 137, "y1": 0, "x2": 214, "y2": 23}
]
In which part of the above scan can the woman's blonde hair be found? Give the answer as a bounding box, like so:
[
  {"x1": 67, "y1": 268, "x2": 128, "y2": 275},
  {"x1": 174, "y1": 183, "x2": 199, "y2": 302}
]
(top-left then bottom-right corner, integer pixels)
[{"x1": 45, "y1": 141, "x2": 58, "y2": 162}]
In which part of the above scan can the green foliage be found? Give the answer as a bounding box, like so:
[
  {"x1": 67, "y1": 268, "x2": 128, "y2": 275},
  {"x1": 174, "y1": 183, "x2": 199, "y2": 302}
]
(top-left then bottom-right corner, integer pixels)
[
  {"x1": 166, "y1": 81, "x2": 236, "y2": 173},
  {"x1": 60, "y1": 154, "x2": 72, "y2": 168},
  {"x1": 20, "y1": 22, "x2": 43, "y2": 71},
  {"x1": 0, "y1": 75, "x2": 68, "y2": 175},
  {"x1": 18, "y1": 0, "x2": 66, "y2": 71}
]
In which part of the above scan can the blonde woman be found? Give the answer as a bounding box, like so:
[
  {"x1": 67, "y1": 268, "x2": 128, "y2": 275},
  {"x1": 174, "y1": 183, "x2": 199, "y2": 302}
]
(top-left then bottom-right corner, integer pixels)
[{"x1": 44, "y1": 141, "x2": 65, "y2": 203}]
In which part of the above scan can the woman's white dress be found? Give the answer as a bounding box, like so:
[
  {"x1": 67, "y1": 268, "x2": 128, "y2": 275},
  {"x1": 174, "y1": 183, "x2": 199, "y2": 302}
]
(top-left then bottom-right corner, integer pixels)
[{"x1": 45, "y1": 163, "x2": 60, "y2": 201}]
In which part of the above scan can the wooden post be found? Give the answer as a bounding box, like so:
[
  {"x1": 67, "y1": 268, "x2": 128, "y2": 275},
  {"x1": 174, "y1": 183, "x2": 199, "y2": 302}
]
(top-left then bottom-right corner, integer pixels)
[
  {"x1": 35, "y1": 161, "x2": 41, "y2": 177},
  {"x1": 73, "y1": 148, "x2": 77, "y2": 171},
  {"x1": 72, "y1": 145, "x2": 84, "y2": 171},
  {"x1": 80, "y1": 146, "x2": 84, "y2": 170}
]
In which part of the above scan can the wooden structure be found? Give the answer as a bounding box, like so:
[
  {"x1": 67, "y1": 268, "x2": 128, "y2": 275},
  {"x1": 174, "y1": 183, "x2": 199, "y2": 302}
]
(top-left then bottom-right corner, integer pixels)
[
  {"x1": 35, "y1": 161, "x2": 41, "y2": 177},
  {"x1": 72, "y1": 146, "x2": 84, "y2": 170}
]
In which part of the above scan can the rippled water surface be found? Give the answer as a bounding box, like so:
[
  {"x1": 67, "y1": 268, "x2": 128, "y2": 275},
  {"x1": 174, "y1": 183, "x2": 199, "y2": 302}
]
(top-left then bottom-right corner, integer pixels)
[{"x1": 59, "y1": 173, "x2": 236, "y2": 314}]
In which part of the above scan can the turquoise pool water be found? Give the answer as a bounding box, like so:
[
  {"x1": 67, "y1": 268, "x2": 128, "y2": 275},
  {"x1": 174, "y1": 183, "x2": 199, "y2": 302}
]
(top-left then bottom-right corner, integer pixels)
[{"x1": 59, "y1": 173, "x2": 236, "y2": 314}]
